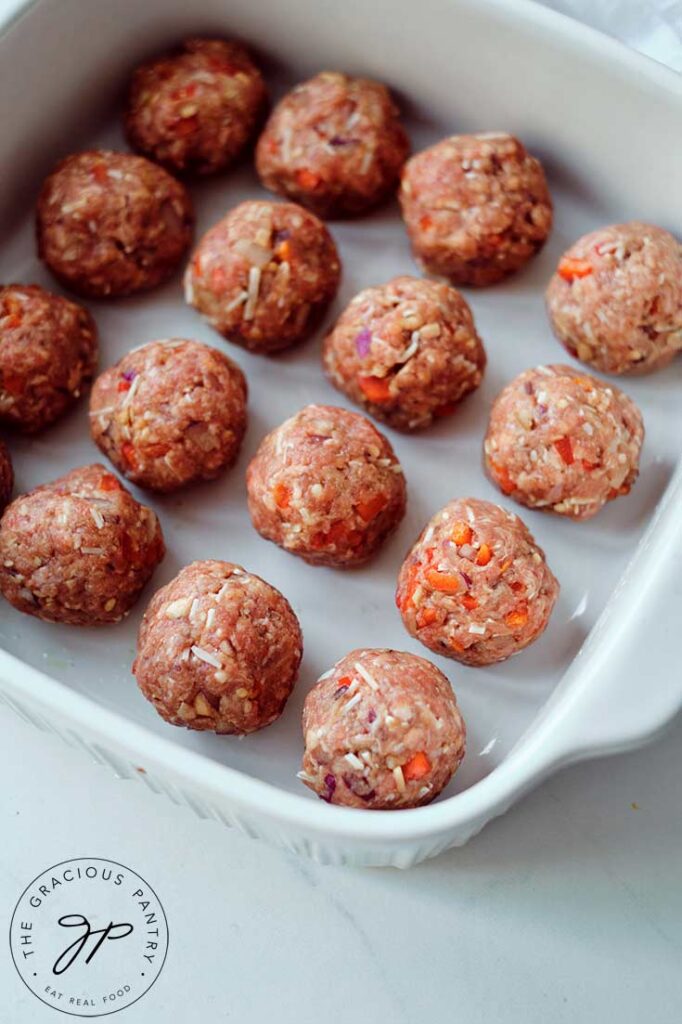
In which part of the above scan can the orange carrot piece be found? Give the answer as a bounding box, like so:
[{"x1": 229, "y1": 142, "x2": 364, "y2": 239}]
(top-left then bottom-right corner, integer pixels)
[
  {"x1": 451, "y1": 520, "x2": 473, "y2": 546},
  {"x1": 505, "y1": 606, "x2": 529, "y2": 628},
  {"x1": 403, "y1": 751, "x2": 432, "y2": 781},
  {"x1": 416, "y1": 607, "x2": 438, "y2": 628},
  {"x1": 419, "y1": 215, "x2": 433, "y2": 231},
  {"x1": 117, "y1": 379, "x2": 132, "y2": 392},
  {"x1": 358, "y1": 375, "x2": 392, "y2": 403},
  {"x1": 461, "y1": 594, "x2": 478, "y2": 610},
  {"x1": 476, "y1": 543, "x2": 492, "y2": 566},
  {"x1": 296, "y1": 169, "x2": 321, "y2": 190},
  {"x1": 489, "y1": 460, "x2": 515, "y2": 496},
  {"x1": 121, "y1": 442, "x2": 138, "y2": 469},
  {"x1": 276, "y1": 239, "x2": 292, "y2": 261},
  {"x1": 272, "y1": 482, "x2": 291, "y2": 509},
  {"x1": 558, "y1": 257, "x2": 593, "y2": 282},
  {"x1": 92, "y1": 162, "x2": 109, "y2": 184},
  {"x1": 98, "y1": 473, "x2": 121, "y2": 492},
  {"x1": 426, "y1": 569, "x2": 461, "y2": 594},
  {"x1": 554, "y1": 436, "x2": 574, "y2": 465},
  {"x1": 356, "y1": 493, "x2": 387, "y2": 522}
]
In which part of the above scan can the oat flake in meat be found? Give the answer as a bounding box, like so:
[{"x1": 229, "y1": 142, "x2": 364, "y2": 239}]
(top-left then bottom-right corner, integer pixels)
[
  {"x1": 185, "y1": 199, "x2": 340, "y2": 353},
  {"x1": 300, "y1": 648, "x2": 465, "y2": 809},
  {"x1": 246, "y1": 404, "x2": 406, "y2": 567},
  {"x1": 322, "y1": 275, "x2": 486, "y2": 430},
  {"x1": 484, "y1": 365, "x2": 644, "y2": 520},
  {"x1": 0, "y1": 284, "x2": 97, "y2": 433},
  {"x1": 400, "y1": 133, "x2": 553, "y2": 286},
  {"x1": 134, "y1": 560, "x2": 302, "y2": 735},
  {"x1": 546, "y1": 221, "x2": 682, "y2": 375},
  {"x1": 0, "y1": 441, "x2": 13, "y2": 512},
  {"x1": 256, "y1": 72, "x2": 409, "y2": 218},
  {"x1": 396, "y1": 498, "x2": 558, "y2": 666},
  {"x1": 125, "y1": 37, "x2": 268, "y2": 176},
  {"x1": 0, "y1": 464, "x2": 164, "y2": 625},
  {"x1": 90, "y1": 339, "x2": 247, "y2": 492},
  {"x1": 37, "y1": 150, "x2": 193, "y2": 298}
]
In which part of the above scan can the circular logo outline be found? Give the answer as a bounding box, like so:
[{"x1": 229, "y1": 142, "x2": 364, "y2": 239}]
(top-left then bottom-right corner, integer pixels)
[{"x1": 9, "y1": 857, "x2": 169, "y2": 1018}]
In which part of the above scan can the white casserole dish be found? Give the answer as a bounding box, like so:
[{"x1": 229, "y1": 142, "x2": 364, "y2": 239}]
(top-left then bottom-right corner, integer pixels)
[{"x1": 0, "y1": 0, "x2": 680, "y2": 868}]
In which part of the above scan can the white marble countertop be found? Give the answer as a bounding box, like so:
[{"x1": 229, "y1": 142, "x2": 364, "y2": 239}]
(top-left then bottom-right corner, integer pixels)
[
  {"x1": 2, "y1": 709, "x2": 681, "y2": 1023},
  {"x1": 1, "y1": 2, "x2": 681, "y2": 1021}
]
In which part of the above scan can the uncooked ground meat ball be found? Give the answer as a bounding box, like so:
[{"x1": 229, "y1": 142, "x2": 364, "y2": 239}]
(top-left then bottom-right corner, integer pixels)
[
  {"x1": 37, "y1": 150, "x2": 193, "y2": 298},
  {"x1": 134, "y1": 560, "x2": 302, "y2": 734},
  {"x1": 246, "y1": 404, "x2": 406, "y2": 567},
  {"x1": 0, "y1": 440, "x2": 13, "y2": 511},
  {"x1": 322, "y1": 275, "x2": 486, "y2": 430},
  {"x1": 484, "y1": 365, "x2": 644, "y2": 520},
  {"x1": 125, "y1": 37, "x2": 268, "y2": 176},
  {"x1": 546, "y1": 222, "x2": 682, "y2": 375},
  {"x1": 0, "y1": 284, "x2": 97, "y2": 432},
  {"x1": 396, "y1": 498, "x2": 558, "y2": 666},
  {"x1": 400, "y1": 133, "x2": 553, "y2": 286},
  {"x1": 299, "y1": 648, "x2": 465, "y2": 809},
  {"x1": 185, "y1": 200, "x2": 340, "y2": 353},
  {"x1": 89, "y1": 339, "x2": 247, "y2": 492},
  {"x1": 256, "y1": 71, "x2": 409, "y2": 218},
  {"x1": 0, "y1": 464, "x2": 164, "y2": 625}
]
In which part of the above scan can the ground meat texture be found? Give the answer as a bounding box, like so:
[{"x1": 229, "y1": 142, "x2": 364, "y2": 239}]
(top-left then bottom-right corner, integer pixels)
[
  {"x1": 0, "y1": 284, "x2": 97, "y2": 432},
  {"x1": 124, "y1": 38, "x2": 268, "y2": 176},
  {"x1": 546, "y1": 222, "x2": 682, "y2": 375},
  {"x1": 484, "y1": 365, "x2": 644, "y2": 520},
  {"x1": 396, "y1": 498, "x2": 558, "y2": 667},
  {"x1": 185, "y1": 200, "x2": 340, "y2": 353},
  {"x1": 89, "y1": 339, "x2": 247, "y2": 492},
  {"x1": 134, "y1": 560, "x2": 302, "y2": 734},
  {"x1": 300, "y1": 648, "x2": 465, "y2": 809},
  {"x1": 246, "y1": 404, "x2": 406, "y2": 567},
  {"x1": 255, "y1": 72, "x2": 409, "y2": 218},
  {"x1": 0, "y1": 440, "x2": 13, "y2": 511},
  {"x1": 37, "y1": 150, "x2": 193, "y2": 298},
  {"x1": 322, "y1": 275, "x2": 486, "y2": 430},
  {"x1": 400, "y1": 133, "x2": 553, "y2": 286},
  {"x1": 0, "y1": 464, "x2": 164, "y2": 625}
]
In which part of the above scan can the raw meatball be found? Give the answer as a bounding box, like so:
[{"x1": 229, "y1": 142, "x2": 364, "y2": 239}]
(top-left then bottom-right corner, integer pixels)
[
  {"x1": 546, "y1": 222, "x2": 682, "y2": 375},
  {"x1": 125, "y1": 37, "x2": 268, "y2": 176},
  {"x1": 400, "y1": 133, "x2": 553, "y2": 286},
  {"x1": 256, "y1": 71, "x2": 409, "y2": 218},
  {"x1": 0, "y1": 440, "x2": 13, "y2": 511},
  {"x1": 37, "y1": 150, "x2": 193, "y2": 298},
  {"x1": 246, "y1": 404, "x2": 406, "y2": 567},
  {"x1": 0, "y1": 464, "x2": 164, "y2": 625},
  {"x1": 484, "y1": 365, "x2": 644, "y2": 520},
  {"x1": 299, "y1": 648, "x2": 465, "y2": 809},
  {"x1": 134, "y1": 560, "x2": 302, "y2": 734},
  {"x1": 185, "y1": 199, "x2": 340, "y2": 353},
  {"x1": 89, "y1": 339, "x2": 247, "y2": 492},
  {"x1": 396, "y1": 498, "x2": 558, "y2": 666},
  {"x1": 0, "y1": 284, "x2": 97, "y2": 432},
  {"x1": 322, "y1": 275, "x2": 486, "y2": 430}
]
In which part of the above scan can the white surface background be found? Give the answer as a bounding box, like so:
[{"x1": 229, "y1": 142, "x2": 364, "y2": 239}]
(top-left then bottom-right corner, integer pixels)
[{"x1": 1, "y1": 1, "x2": 681, "y2": 1021}]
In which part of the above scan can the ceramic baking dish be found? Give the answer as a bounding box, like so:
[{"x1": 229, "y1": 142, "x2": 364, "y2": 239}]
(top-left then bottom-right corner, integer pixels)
[{"x1": 0, "y1": 0, "x2": 680, "y2": 868}]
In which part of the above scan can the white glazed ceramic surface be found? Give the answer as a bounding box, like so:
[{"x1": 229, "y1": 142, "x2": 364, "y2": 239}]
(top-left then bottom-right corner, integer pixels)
[{"x1": 0, "y1": 0, "x2": 680, "y2": 867}]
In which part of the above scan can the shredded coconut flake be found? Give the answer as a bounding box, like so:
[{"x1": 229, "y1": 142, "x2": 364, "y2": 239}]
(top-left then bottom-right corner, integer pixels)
[
  {"x1": 354, "y1": 662, "x2": 379, "y2": 691},
  {"x1": 243, "y1": 266, "x2": 261, "y2": 320},
  {"x1": 344, "y1": 752, "x2": 364, "y2": 770},
  {"x1": 89, "y1": 507, "x2": 105, "y2": 529},
  {"x1": 190, "y1": 645, "x2": 222, "y2": 669},
  {"x1": 341, "y1": 692, "x2": 363, "y2": 715},
  {"x1": 393, "y1": 765, "x2": 406, "y2": 793},
  {"x1": 468, "y1": 623, "x2": 486, "y2": 635}
]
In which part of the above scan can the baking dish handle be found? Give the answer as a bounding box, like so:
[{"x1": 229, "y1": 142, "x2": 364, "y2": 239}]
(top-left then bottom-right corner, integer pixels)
[{"x1": 518, "y1": 458, "x2": 682, "y2": 770}]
